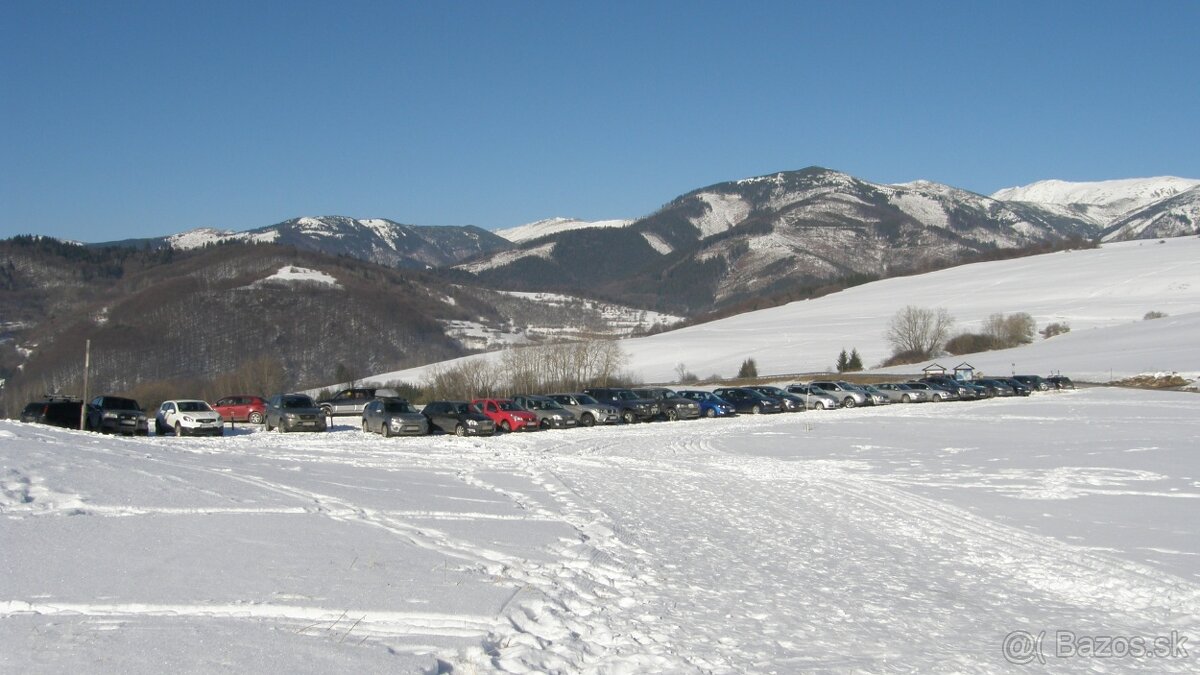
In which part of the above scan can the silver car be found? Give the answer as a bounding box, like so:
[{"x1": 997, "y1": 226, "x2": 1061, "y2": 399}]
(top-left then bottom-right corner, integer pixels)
[
  {"x1": 902, "y1": 381, "x2": 959, "y2": 402},
  {"x1": 512, "y1": 395, "x2": 578, "y2": 430},
  {"x1": 808, "y1": 381, "x2": 869, "y2": 408},
  {"x1": 546, "y1": 393, "x2": 620, "y2": 426},
  {"x1": 859, "y1": 385, "x2": 893, "y2": 406},
  {"x1": 785, "y1": 384, "x2": 841, "y2": 410},
  {"x1": 362, "y1": 398, "x2": 429, "y2": 437},
  {"x1": 873, "y1": 382, "x2": 929, "y2": 403}
]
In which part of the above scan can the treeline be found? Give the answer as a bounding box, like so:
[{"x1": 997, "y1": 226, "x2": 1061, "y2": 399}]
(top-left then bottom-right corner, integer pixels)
[{"x1": 421, "y1": 340, "x2": 631, "y2": 401}]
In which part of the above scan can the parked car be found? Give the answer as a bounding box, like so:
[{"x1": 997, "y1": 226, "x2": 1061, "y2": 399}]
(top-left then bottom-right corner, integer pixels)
[
  {"x1": 997, "y1": 377, "x2": 1033, "y2": 396},
  {"x1": 974, "y1": 379, "x2": 1015, "y2": 397},
  {"x1": 582, "y1": 388, "x2": 660, "y2": 424},
  {"x1": 86, "y1": 396, "x2": 149, "y2": 436},
  {"x1": 1046, "y1": 375, "x2": 1076, "y2": 390},
  {"x1": 317, "y1": 387, "x2": 399, "y2": 417},
  {"x1": 784, "y1": 384, "x2": 841, "y2": 410},
  {"x1": 676, "y1": 390, "x2": 737, "y2": 418},
  {"x1": 711, "y1": 387, "x2": 783, "y2": 414},
  {"x1": 872, "y1": 383, "x2": 929, "y2": 403},
  {"x1": 632, "y1": 387, "x2": 702, "y2": 421},
  {"x1": 858, "y1": 385, "x2": 893, "y2": 406},
  {"x1": 471, "y1": 398, "x2": 540, "y2": 432},
  {"x1": 903, "y1": 381, "x2": 958, "y2": 402},
  {"x1": 809, "y1": 381, "x2": 869, "y2": 408},
  {"x1": 212, "y1": 395, "x2": 267, "y2": 425},
  {"x1": 361, "y1": 398, "x2": 429, "y2": 437},
  {"x1": 746, "y1": 386, "x2": 807, "y2": 412},
  {"x1": 1013, "y1": 375, "x2": 1052, "y2": 392},
  {"x1": 512, "y1": 395, "x2": 579, "y2": 429},
  {"x1": 919, "y1": 376, "x2": 984, "y2": 400},
  {"x1": 421, "y1": 400, "x2": 496, "y2": 436},
  {"x1": 545, "y1": 393, "x2": 620, "y2": 426},
  {"x1": 264, "y1": 394, "x2": 327, "y2": 432},
  {"x1": 155, "y1": 400, "x2": 224, "y2": 437},
  {"x1": 20, "y1": 395, "x2": 84, "y2": 430}
]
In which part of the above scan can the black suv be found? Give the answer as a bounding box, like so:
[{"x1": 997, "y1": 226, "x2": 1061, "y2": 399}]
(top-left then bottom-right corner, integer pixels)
[
  {"x1": 20, "y1": 395, "x2": 84, "y2": 430},
  {"x1": 86, "y1": 396, "x2": 149, "y2": 435},
  {"x1": 421, "y1": 400, "x2": 496, "y2": 436},
  {"x1": 632, "y1": 388, "x2": 701, "y2": 421},
  {"x1": 582, "y1": 388, "x2": 659, "y2": 424},
  {"x1": 711, "y1": 387, "x2": 783, "y2": 414},
  {"x1": 317, "y1": 387, "x2": 399, "y2": 417}
]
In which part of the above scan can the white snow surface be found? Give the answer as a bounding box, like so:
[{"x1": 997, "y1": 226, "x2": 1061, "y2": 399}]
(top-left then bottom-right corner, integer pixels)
[
  {"x1": 460, "y1": 243, "x2": 556, "y2": 273},
  {"x1": 690, "y1": 192, "x2": 751, "y2": 238},
  {"x1": 3, "y1": 387, "x2": 1199, "y2": 672},
  {"x1": 250, "y1": 266, "x2": 341, "y2": 288},
  {"x1": 373, "y1": 237, "x2": 1200, "y2": 385},
  {"x1": 492, "y1": 217, "x2": 632, "y2": 244}
]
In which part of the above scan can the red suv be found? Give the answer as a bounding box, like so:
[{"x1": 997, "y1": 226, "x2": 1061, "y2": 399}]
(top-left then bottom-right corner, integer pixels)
[
  {"x1": 470, "y1": 398, "x2": 539, "y2": 432},
  {"x1": 213, "y1": 395, "x2": 267, "y2": 425}
]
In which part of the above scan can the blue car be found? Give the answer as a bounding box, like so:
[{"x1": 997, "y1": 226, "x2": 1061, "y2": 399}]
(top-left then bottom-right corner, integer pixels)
[{"x1": 676, "y1": 390, "x2": 737, "y2": 418}]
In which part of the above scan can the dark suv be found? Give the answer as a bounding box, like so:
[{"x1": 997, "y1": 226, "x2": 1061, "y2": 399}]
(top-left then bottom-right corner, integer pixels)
[
  {"x1": 317, "y1": 387, "x2": 399, "y2": 417},
  {"x1": 86, "y1": 396, "x2": 149, "y2": 435},
  {"x1": 582, "y1": 388, "x2": 659, "y2": 424},
  {"x1": 632, "y1": 387, "x2": 701, "y2": 421},
  {"x1": 20, "y1": 396, "x2": 84, "y2": 430},
  {"x1": 421, "y1": 400, "x2": 496, "y2": 436}
]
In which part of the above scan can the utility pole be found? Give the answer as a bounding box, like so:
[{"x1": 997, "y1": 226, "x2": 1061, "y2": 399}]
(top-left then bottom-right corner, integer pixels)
[{"x1": 79, "y1": 340, "x2": 90, "y2": 431}]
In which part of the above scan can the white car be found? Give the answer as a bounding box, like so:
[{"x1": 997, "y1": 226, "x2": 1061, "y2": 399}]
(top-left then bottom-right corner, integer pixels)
[{"x1": 155, "y1": 400, "x2": 224, "y2": 437}]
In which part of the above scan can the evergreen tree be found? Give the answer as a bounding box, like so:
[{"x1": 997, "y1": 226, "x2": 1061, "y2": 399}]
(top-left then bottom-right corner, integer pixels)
[
  {"x1": 836, "y1": 349, "x2": 849, "y2": 373},
  {"x1": 847, "y1": 348, "x2": 863, "y2": 372},
  {"x1": 737, "y1": 358, "x2": 758, "y2": 379}
]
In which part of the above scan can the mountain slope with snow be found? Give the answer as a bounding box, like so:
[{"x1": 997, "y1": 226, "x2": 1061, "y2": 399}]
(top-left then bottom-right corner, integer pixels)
[
  {"x1": 492, "y1": 217, "x2": 632, "y2": 244},
  {"x1": 1101, "y1": 185, "x2": 1200, "y2": 241},
  {"x1": 370, "y1": 236, "x2": 1200, "y2": 386},
  {"x1": 992, "y1": 176, "x2": 1200, "y2": 226}
]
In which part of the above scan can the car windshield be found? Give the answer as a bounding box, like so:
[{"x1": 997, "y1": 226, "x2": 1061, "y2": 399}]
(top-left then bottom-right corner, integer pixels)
[
  {"x1": 282, "y1": 396, "x2": 314, "y2": 409},
  {"x1": 574, "y1": 394, "x2": 598, "y2": 405},
  {"x1": 498, "y1": 401, "x2": 520, "y2": 411},
  {"x1": 105, "y1": 397, "x2": 139, "y2": 409},
  {"x1": 454, "y1": 403, "x2": 473, "y2": 414},
  {"x1": 614, "y1": 391, "x2": 639, "y2": 401},
  {"x1": 382, "y1": 401, "x2": 416, "y2": 413},
  {"x1": 177, "y1": 401, "x2": 212, "y2": 412}
]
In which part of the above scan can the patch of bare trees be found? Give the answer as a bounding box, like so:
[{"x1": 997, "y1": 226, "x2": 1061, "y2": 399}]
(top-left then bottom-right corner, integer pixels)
[{"x1": 423, "y1": 340, "x2": 628, "y2": 400}]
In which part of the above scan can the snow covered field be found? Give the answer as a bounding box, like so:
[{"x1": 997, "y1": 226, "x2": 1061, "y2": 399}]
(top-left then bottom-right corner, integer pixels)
[{"x1": 4, "y1": 387, "x2": 1198, "y2": 672}]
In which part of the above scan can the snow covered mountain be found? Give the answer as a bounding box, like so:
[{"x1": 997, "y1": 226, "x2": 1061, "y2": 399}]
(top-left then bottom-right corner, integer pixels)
[
  {"x1": 992, "y1": 176, "x2": 1200, "y2": 231},
  {"x1": 492, "y1": 217, "x2": 633, "y2": 244},
  {"x1": 1100, "y1": 185, "x2": 1200, "y2": 241},
  {"x1": 460, "y1": 167, "x2": 1101, "y2": 314},
  {"x1": 106, "y1": 216, "x2": 514, "y2": 269}
]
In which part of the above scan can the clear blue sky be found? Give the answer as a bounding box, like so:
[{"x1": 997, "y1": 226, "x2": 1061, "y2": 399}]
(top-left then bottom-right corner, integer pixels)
[{"x1": 3, "y1": 1, "x2": 1198, "y2": 241}]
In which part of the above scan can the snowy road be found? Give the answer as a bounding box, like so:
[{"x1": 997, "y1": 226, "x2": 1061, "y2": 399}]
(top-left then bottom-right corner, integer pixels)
[{"x1": 3, "y1": 387, "x2": 1198, "y2": 672}]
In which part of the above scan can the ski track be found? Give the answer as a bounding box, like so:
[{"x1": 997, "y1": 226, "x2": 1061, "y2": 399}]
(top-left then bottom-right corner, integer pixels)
[{"x1": 3, "y1": 390, "x2": 1199, "y2": 672}]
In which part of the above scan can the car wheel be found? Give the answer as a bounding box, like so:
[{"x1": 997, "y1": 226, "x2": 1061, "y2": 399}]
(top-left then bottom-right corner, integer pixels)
[
  {"x1": 581, "y1": 413, "x2": 596, "y2": 427},
  {"x1": 382, "y1": 421, "x2": 392, "y2": 438},
  {"x1": 932, "y1": 393, "x2": 943, "y2": 402},
  {"x1": 155, "y1": 420, "x2": 165, "y2": 435},
  {"x1": 666, "y1": 408, "x2": 678, "y2": 421},
  {"x1": 622, "y1": 411, "x2": 636, "y2": 425},
  {"x1": 704, "y1": 407, "x2": 716, "y2": 418},
  {"x1": 248, "y1": 411, "x2": 263, "y2": 425},
  {"x1": 320, "y1": 405, "x2": 333, "y2": 418},
  {"x1": 265, "y1": 417, "x2": 274, "y2": 431},
  {"x1": 843, "y1": 397, "x2": 857, "y2": 408},
  {"x1": 455, "y1": 424, "x2": 466, "y2": 437},
  {"x1": 500, "y1": 420, "x2": 511, "y2": 433},
  {"x1": 362, "y1": 420, "x2": 370, "y2": 433},
  {"x1": 901, "y1": 394, "x2": 911, "y2": 403},
  {"x1": 174, "y1": 422, "x2": 182, "y2": 437},
  {"x1": 752, "y1": 404, "x2": 762, "y2": 415}
]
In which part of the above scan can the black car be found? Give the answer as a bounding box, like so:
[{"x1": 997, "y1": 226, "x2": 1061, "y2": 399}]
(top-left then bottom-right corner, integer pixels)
[
  {"x1": 264, "y1": 393, "x2": 327, "y2": 432},
  {"x1": 1046, "y1": 375, "x2": 1076, "y2": 390},
  {"x1": 974, "y1": 379, "x2": 1015, "y2": 397},
  {"x1": 582, "y1": 388, "x2": 659, "y2": 424},
  {"x1": 997, "y1": 377, "x2": 1032, "y2": 396},
  {"x1": 711, "y1": 387, "x2": 783, "y2": 414},
  {"x1": 920, "y1": 376, "x2": 986, "y2": 400},
  {"x1": 20, "y1": 395, "x2": 84, "y2": 430},
  {"x1": 746, "y1": 386, "x2": 806, "y2": 413},
  {"x1": 1013, "y1": 375, "x2": 1052, "y2": 392},
  {"x1": 632, "y1": 387, "x2": 702, "y2": 421},
  {"x1": 85, "y1": 395, "x2": 149, "y2": 435},
  {"x1": 421, "y1": 400, "x2": 496, "y2": 436}
]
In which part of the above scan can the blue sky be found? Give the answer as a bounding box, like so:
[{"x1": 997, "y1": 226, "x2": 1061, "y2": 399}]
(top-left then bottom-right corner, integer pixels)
[{"x1": 3, "y1": 1, "x2": 1198, "y2": 241}]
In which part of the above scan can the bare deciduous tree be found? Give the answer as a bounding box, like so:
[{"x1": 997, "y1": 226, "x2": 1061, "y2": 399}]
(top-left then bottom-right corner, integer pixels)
[{"x1": 885, "y1": 306, "x2": 955, "y2": 359}]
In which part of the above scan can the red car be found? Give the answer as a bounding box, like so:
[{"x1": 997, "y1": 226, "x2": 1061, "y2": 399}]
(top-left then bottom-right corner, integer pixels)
[
  {"x1": 471, "y1": 398, "x2": 539, "y2": 432},
  {"x1": 213, "y1": 395, "x2": 267, "y2": 425}
]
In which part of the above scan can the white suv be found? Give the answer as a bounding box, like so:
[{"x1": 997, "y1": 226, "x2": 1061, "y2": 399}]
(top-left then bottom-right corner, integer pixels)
[{"x1": 155, "y1": 400, "x2": 224, "y2": 436}]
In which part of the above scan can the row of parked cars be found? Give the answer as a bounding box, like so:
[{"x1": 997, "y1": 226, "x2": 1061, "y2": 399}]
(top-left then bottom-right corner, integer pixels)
[{"x1": 17, "y1": 374, "x2": 1074, "y2": 437}]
